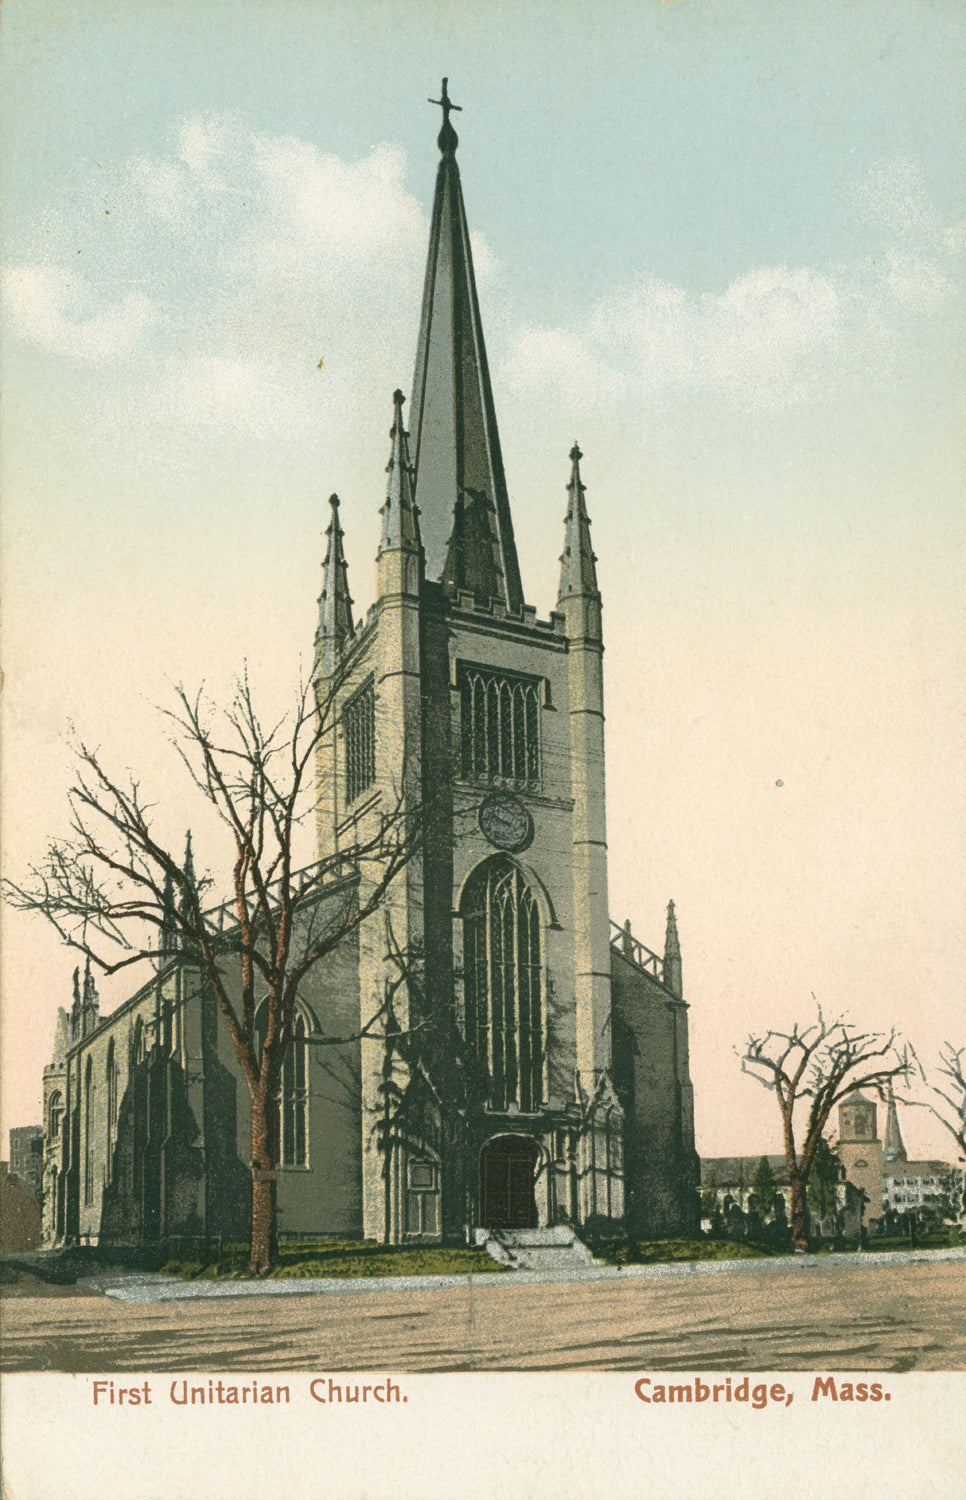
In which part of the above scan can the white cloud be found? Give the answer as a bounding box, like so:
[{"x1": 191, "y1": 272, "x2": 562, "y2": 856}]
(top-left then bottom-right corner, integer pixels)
[
  {"x1": 504, "y1": 161, "x2": 962, "y2": 415},
  {"x1": 159, "y1": 354, "x2": 322, "y2": 441},
  {"x1": 882, "y1": 248, "x2": 953, "y2": 313},
  {"x1": 506, "y1": 264, "x2": 853, "y2": 411},
  {"x1": 6, "y1": 137, "x2": 958, "y2": 433},
  {"x1": 3, "y1": 116, "x2": 474, "y2": 440},
  {"x1": 849, "y1": 157, "x2": 944, "y2": 247},
  {"x1": 2, "y1": 265, "x2": 159, "y2": 362},
  {"x1": 177, "y1": 113, "x2": 236, "y2": 182}
]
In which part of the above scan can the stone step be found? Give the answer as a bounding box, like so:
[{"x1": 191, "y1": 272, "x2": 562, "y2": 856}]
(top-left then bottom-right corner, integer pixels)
[{"x1": 474, "y1": 1224, "x2": 599, "y2": 1271}]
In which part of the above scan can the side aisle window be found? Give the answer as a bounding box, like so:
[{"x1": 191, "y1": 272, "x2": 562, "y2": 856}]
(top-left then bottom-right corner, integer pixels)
[{"x1": 344, "y1": 682, "x2": 376, "y2": 803}]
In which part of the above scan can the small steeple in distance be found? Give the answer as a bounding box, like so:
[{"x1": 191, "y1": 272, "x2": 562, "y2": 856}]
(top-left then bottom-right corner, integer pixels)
[
  {"x1": 379, "y1": 390, "x2": 421, "y2": 556},
  {"x1": 409, "y1": 79, "x2": 524, "y2": 610},
  {"x1": 317, "y1": 493, "x2": 355, "y2": 656},
  {"x1": 663, "y1": 900, "x2": 682, "y2": 998},
  {"x1": 883, "y1": 1081, "x2": 907, "y2": 1163}
]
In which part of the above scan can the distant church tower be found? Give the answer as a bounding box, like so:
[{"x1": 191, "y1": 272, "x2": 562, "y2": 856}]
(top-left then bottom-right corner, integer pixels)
[
  {"x1": 836, "y1": 1091, "x2": 883, "y2": 1229},
  {"x1": 313, "y1": 82, "x2": 696, "y2": 1244}
]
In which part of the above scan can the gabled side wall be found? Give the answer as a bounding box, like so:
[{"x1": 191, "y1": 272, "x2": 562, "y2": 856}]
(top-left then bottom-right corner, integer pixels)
[{"x1": 610, "y1": 950, "x2": 699, "y2": 1238}]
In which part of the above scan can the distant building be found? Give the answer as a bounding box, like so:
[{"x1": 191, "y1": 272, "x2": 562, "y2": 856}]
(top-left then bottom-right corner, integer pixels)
[
  {"x1": 700, "y1": 1155, "x2": 789, "y2": 1208},
  {"x1": 835, "y1": 1091, "x2": 883, "y2": 1229},
  {"x1": 0, "y1": 1162, "x2": 43, "y2": 1252},
  {"x1": 699, "y1": 1153, "x2": 863, "y2": 1239},
  {"x1": 8, "y1": 1126, "x2": 43, "y2": 1203},
  {"x1": 835, "y1": 1088, "x2": 959, "y2": 1230}
]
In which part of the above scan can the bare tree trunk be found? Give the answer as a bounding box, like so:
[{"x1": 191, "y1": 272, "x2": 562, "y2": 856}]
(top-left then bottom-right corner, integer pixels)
[
  {"x1": 249, "y1": 1088, "x2": 276, "y2": 1276},
  {"x1": 788, "y1": 1168, "x2": 809, "y2": 1252},
  {"x1": 780, "y1": 1105, "x2": 810, "y2": 1252}
]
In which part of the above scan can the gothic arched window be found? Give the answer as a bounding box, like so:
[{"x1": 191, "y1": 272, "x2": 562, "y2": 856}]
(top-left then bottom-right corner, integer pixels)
[
  {"x1": 461, "y1": 858, "x2": 544, "y2": 1113},
  {"x1": 84, "y1": 1056, "x2": 94, "y2": 1206},
  {"x1": 105, "y1": 1041, "x2": 119, "y2": 1179},
  {"x1": 256, "y1": 1007, "x2": 310, "y2": 1168},
  {"x1": 48, "y1": 1090, "x2": 64, "y2": 1144}
]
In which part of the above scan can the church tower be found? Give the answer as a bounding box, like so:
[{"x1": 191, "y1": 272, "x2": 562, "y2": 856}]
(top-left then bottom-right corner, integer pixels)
[
  {"x1": 836, "y1": 1090, "x2": 884, "y2": 1230},
  {"x1": 311, "y1": 82, "x2": 688, "y2": 1244}
]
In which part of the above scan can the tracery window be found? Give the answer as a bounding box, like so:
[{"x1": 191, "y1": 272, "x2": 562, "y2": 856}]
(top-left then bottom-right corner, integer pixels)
[
  {"x1": 461, "y1": 858, "x2": 544, "y2": 1113},
  {"x1": 343, "y1": 681, "x2": 375, "y2": 804},
  {"x1": 106, "y1": 1041, "x2": 119, "y2": 1178},
  {"x1": 459, "y1": 666, "x2": 540, "y2": 784},
  {"x1": 84, "y1": 1056, "x2": 94, "y2": 1206},
  {"x1": 256, "y1": 1007, "x2": 309, "y2": 1168},
  {"x1": 278, "y1": 1013, "x2": 309, "y2": 1167}
]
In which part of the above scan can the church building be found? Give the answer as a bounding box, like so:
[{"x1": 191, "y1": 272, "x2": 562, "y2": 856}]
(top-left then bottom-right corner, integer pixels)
[{"x1": 42, "y1": 86, "x2": 699, "y2": 1252}]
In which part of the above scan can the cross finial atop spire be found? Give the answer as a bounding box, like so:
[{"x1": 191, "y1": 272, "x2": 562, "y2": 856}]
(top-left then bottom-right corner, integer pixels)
[{"x1": 429, "y1": 77, "x2": 462, "y2": 154}]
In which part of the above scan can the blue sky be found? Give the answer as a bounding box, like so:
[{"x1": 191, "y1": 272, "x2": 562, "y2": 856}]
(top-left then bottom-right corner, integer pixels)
[{"x1": 2, "y1": 0, "x2": 964, "y2": 1160}]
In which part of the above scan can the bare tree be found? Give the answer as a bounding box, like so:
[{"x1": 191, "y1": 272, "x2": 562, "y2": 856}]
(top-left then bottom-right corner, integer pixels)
[
  {"x1": 739, "y1": 1007, "x2": 911, "y2": 1250},
  {"x1": 5, "y1": 674, "x2": 430, "y2": 1273},
  {"x1": 912, "y1": 1044, "x2": 966, "y2": 1160}
]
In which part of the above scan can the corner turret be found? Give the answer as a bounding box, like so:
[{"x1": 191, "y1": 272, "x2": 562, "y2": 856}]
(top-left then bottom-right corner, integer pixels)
[
  {"x1": 316, "y1": 494, "x2": 356, "y2": 673},
  {"x1": 663, "y1": 900, "x2": 682, "y2": 998},
  {"x1": 378, "y1": 390, "x2": 423, "y2": 600},
  {"x1": 80, "y1": 955, "x2": 99, "y2": 1037},
  {"x1": 70, "y1": 966, "x2": 82, "y2": 1040},
  {"x1": 557, "y1": 442, "x2": 601, "y2": 639},
  {"x1": 159, "y1": 870, "x2": 178, "y2": 962}
]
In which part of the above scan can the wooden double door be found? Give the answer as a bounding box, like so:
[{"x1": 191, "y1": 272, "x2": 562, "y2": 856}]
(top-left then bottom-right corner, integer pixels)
[{"x1": 479, "y1": 1135, "x2": 537, "y2": 1228}]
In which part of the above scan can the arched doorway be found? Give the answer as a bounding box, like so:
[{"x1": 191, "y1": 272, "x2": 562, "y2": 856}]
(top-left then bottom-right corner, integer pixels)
[{"x1": 479, "y1": 1135, "x2": 538, "y2": 1228}]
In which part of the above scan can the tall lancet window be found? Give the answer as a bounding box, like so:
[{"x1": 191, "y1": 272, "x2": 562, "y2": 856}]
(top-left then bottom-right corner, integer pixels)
[
  {"x1": 278, "y1": 1013, "x2": 309, "y2": 1167},
  {"x1": 256, "y1": 1005, "x2": 309, "y2": 1168},
  {"x1": 461, "y1": 858, "x2": 544, "y2": 1113},
  {"x1": 84, "y1": 1056, "x2": 94, "y2": 1206},
  {"x1": 105, "y1": 1041, "x2": 119, "y2": 1181}
]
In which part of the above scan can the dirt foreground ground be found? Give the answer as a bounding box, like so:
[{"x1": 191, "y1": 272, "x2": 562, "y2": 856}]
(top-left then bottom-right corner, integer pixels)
[{"x1": 2, "y1": 1250, "x2": 964, "y2": 1373}]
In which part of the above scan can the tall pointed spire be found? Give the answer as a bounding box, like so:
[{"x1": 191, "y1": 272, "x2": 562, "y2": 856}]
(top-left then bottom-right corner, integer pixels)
[
  {"x1": 410, "y1": 79, "x2": 524, "y2": 611},
  {"x1": 557, "y1": 443, "x2": 599, "y2": 603},
  {"x1": 317, "y1": 494, "x2": 355, "y2": 653},
  {"x1": 379, "y1": 390, "x2": 421, "y2": 555},
  {"x1": 883, "y1": 1081, "x2": 907, "y2": 1162},
  {"x1": 663, "y1": 900, "x2": 682, "y2": 998}
]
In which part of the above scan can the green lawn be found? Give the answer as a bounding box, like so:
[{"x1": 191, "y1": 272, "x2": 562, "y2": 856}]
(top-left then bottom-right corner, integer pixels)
[
  {"x1": 161, "y1": 1239, "x2": 507, "y2": 1281},
  {"x1": 597, "y1": 1237, "x2": 780, "y2": 1266},
  {"x1": 158, "y1": 1225, "x2": 964, "y2": 1280}
]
